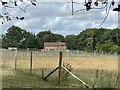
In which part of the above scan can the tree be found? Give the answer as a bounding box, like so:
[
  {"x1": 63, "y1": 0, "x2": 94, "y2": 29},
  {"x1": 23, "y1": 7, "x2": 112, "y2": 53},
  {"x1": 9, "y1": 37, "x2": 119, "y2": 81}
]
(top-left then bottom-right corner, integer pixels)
[
  {"x1": 109, "y1": 45, "x2": 119, "y2": 53},
  {"x1": 53, "y1": 34, "x2": 65, "y2": 42},
  {"x1": 65, "y1": 35, "x2": 77, "y2": 50},
  {"x1": 2, "y1": 26, "x2": 120, "y2": 53},
  {"x1": 76, "y1": 29, "x2": 96, "y2": 51},
  {"x1": 76, "y1": 28, "x2": 120, "y2": 53},
  {"x1": 25, "y1": 33, "x2": 38, "y2": 49},
  {"x1": 2, "y1": 25, "x2": 27, "y2": 48},
  {"x1": 111, "y1": 28, "x2": 120, "y2": 46},
  {"x1": 0, "y1": 0, "x2": 36, "y2": 24},
  {"x1": 2, "y1": 25, "x2": 41, "y2": 49},
  {"x1": 36, "y1": 31, "x2": 51, "y2": 49},
  {"x1": 67, "y1": 0, "x2": 117, "y2": 26},
  {"x1": 1, "y1": 0, "x2": 118, "y2": 24},
  {"x1": 36, "y1": 30, "x2": 65, "y2": 49}
]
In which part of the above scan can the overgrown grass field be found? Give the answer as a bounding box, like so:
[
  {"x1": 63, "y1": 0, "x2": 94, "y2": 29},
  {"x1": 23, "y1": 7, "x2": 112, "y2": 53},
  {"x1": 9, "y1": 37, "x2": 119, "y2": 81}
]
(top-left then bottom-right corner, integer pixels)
[{"x1": 2, "y1": 50, "x2": 119, "y2": 88}]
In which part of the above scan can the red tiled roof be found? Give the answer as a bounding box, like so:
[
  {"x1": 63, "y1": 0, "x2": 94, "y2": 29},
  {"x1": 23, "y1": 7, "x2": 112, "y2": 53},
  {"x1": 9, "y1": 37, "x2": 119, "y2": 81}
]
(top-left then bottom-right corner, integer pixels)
[{"x1": 44, "y1": 42, "x2": 66, "y2": 46}]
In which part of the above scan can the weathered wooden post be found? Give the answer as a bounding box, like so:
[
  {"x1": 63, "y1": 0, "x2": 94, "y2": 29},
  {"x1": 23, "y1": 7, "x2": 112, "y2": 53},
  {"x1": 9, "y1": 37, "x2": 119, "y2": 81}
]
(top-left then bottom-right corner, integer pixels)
[
  {"x1": 2, "y1": 49, "x2": 5, "y2": 67},
  {"x1": 30, "y1": 50, "x2": 32, "y2": 75},
  {"x1": 42, "y1": 69, "x2": 44, "y2": 79},
  {"x1": 14, "y1": 50, "x2": 17, "y2": 70},
  {"x1": 58, "y1": 51, "x2": 62, "y2": 84}
]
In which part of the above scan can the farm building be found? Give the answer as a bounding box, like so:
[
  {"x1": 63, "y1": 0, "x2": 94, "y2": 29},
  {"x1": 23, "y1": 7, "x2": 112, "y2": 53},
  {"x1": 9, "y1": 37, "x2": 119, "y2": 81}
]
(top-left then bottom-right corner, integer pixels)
[
  {"x1": 8, "y1": 47, "x2": 17, "y2": 51},
  {"x1": 44, "y1": 42, "x2": 67, "y2": 51}
]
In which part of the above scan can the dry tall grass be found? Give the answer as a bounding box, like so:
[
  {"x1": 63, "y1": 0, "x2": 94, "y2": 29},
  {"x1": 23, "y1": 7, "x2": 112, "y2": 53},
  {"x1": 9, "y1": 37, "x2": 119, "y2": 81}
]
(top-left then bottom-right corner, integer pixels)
[
  {"x1": 2, "y1": 50, "x2": 118, "y2": 88},
  {"x1": 3, "y1": 54, "x2": 118, "y2": 72}
]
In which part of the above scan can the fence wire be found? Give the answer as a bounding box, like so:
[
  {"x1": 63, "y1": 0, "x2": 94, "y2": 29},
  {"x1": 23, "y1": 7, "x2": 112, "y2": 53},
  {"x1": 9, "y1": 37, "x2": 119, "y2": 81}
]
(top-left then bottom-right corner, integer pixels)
[{"x1": 2, "y1": 49, "x2": 119, "y2": 88}]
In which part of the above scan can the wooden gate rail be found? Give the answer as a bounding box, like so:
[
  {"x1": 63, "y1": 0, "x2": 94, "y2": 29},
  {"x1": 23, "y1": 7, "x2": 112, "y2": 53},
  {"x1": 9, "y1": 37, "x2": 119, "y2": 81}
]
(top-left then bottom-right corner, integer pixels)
[{"x1": 62, "y1": 66, "x2": 90, "y2": 88}]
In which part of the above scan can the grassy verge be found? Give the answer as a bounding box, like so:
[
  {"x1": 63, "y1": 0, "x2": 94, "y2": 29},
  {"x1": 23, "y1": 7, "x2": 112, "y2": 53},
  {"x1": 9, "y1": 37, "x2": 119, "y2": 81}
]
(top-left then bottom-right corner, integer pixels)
[
  {"x1": 2, "y1": 67, "x2": 83, "y2": 88},
  {"x1": 2, "y1": 67, "x2": 56, "y2": 88},
  {"x1": 2, "y1": 67, "x2": 118, "y2": 88}
]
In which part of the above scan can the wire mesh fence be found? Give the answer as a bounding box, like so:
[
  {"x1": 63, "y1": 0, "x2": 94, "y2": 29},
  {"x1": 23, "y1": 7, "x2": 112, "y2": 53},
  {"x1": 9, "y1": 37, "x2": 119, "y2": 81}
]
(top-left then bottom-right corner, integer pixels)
[{"x1": 2, "y1": 49, "x2": 119, "y2": 88}]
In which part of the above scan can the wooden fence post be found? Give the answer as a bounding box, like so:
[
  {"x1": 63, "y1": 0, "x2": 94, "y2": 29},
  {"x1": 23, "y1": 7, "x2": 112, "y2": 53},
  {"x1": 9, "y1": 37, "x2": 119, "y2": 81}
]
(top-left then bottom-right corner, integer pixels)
[
  {"x1": 58, "y1": 51, "x2": 62, "y2": 84},
  {"x1": 14, "y1": 50, "x2": 17, "y2": 70},
  {"x1": 42, "y1": 69, "x2": 44, "y2": 79},
  {"x1": 3, "y1": 50, "x2": 5, "y2": 67},
  {"x1": 30, "y1": 51, "x2": 32, "y2": 75},
  {"x1": 14, "y1": 57, "x2": 17, "y2": 70}
]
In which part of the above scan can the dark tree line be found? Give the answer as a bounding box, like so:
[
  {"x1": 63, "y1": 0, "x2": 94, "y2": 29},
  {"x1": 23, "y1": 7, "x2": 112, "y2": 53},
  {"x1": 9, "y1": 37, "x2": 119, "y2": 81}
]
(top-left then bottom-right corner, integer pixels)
[
  {"x1": 2, "y1": 26, "x2": 65, "y2": 49},
  {"x1": 76, "y1": 28, "x2": 120, "y2": 53},
  {"x1": 2, "y1": 25, "x2": 120, "y2": 53}
]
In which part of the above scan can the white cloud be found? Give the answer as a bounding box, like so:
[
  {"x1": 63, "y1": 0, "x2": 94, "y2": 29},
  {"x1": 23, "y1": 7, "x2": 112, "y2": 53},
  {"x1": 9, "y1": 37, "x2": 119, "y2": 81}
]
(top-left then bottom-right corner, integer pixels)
[{"x1": 1, "y1": 1, "x2": 118, "y2": 36}]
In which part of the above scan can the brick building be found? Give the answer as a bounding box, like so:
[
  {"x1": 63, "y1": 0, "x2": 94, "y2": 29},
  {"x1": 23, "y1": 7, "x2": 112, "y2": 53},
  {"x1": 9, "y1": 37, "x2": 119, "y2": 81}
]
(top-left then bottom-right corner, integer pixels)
[{"x1": 44, "y1": 42, "x2": 67, "y2": 51}]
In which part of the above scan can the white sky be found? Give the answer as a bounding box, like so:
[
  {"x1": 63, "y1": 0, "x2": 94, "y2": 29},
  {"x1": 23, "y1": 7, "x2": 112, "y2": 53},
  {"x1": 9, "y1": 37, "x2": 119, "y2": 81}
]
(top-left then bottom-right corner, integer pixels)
[{"x1": 0, "y1": 0, "x2": 119, "y2": 36}]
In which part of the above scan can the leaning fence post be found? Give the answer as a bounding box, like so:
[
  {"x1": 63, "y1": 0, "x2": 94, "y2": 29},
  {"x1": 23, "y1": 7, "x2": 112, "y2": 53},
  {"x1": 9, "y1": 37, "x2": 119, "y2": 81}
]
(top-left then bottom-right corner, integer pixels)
[
  {"x1": 58, "y1": 51, "x2": 62, "y2": 84},
  {"x1": 30, "y1": 50, "x2": 32, "y2": 75}
]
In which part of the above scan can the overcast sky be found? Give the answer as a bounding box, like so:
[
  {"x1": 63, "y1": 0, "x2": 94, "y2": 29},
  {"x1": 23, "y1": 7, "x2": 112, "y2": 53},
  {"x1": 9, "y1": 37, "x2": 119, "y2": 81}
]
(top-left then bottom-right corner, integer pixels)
[{"x1": 0, "y1": 0, "x2": 118, "y2": 36}]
